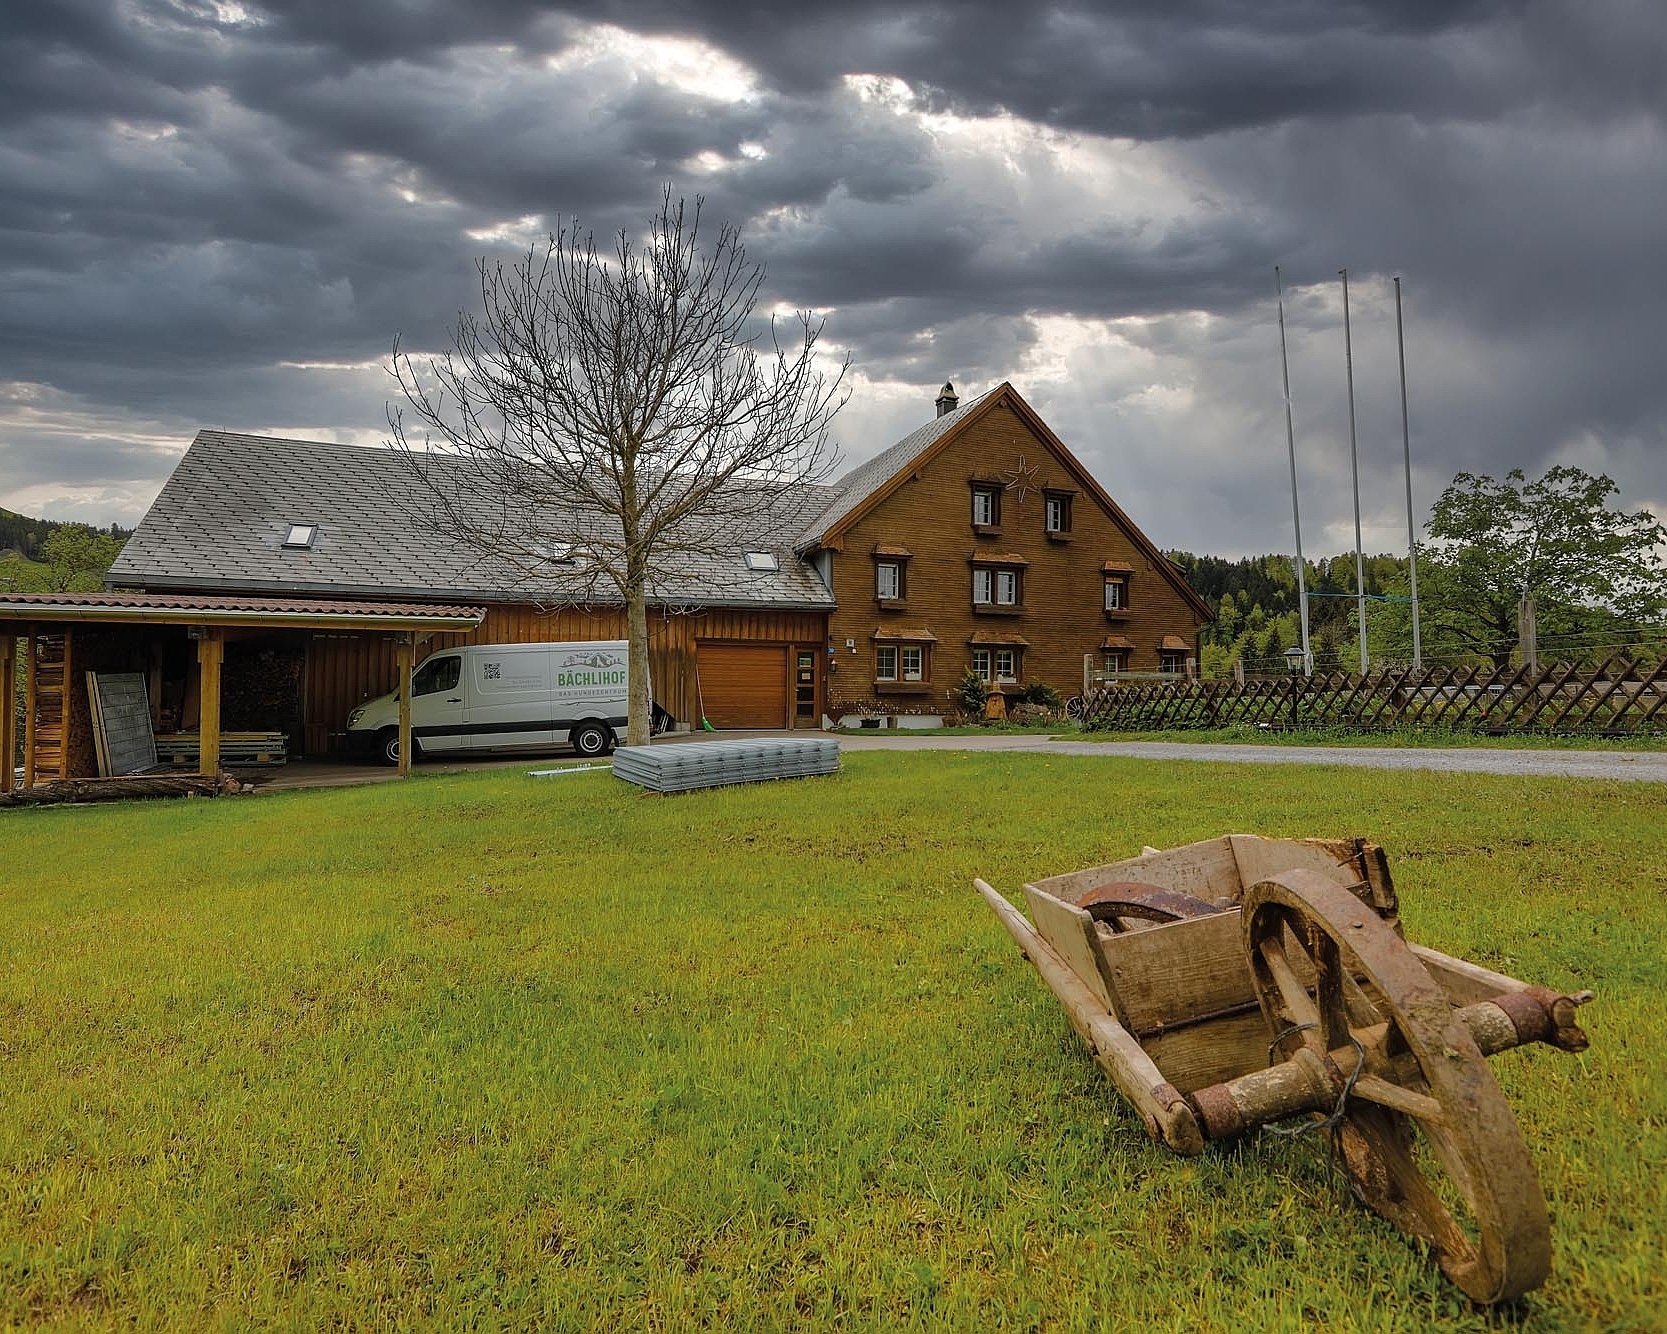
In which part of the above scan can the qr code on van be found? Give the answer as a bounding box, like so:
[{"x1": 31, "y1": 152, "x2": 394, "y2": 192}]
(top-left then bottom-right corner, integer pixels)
[{"x1": 483, "y1": 662, "x2": 500, "y2": 680}]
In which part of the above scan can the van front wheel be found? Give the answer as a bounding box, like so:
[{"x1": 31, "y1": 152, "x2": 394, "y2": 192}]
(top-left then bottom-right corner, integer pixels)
[
  {"x1": 571, "y1": 722, "x2": 611, "y2": 758},
  {"x1": 376, "y1": 728, "x2": 402, "y2": 767}
]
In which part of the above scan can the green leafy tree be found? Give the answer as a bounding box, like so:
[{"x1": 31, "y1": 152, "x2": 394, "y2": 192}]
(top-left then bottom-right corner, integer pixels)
[
  {"x1": 40, "y1": 525, "x2": 127, "y2": 593},
  {"x1": 1420, "y1": 466, "x2": 1667, "y2": 668}
]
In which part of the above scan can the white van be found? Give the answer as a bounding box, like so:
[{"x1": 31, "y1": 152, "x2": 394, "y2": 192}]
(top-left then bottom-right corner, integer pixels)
[{"x1": 346, "y1": 641, "x2": 628, "y2": 765}]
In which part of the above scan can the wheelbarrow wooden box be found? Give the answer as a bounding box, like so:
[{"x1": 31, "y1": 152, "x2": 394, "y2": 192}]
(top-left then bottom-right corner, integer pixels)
[{"x1": 975, "y1": 834, "x2": 1593, "y2": 1304}]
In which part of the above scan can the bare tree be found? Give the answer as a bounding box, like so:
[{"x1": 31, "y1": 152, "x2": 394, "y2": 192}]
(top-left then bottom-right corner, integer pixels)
[{"x1": 388, "y1": 189, "x2": 848, "y2": 746}]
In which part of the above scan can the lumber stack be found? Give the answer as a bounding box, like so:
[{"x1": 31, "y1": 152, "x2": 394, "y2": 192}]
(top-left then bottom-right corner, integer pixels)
[
  {"x1": 154, "y1": 731, "x2": 288, "y2": 767},
  {"x1": 611, "y1": 737, "x2": 839, "y2": 793}
]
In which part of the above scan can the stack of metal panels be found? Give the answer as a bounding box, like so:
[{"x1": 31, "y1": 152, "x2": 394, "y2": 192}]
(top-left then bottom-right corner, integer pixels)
[{"x1": 612, "y1": 737, "x2": 840, "y2": 793}]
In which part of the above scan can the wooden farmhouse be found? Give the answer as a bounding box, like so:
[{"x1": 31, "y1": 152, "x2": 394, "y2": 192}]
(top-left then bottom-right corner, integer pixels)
[
  {"x1": 0, "y1": 381, "x2": 1208, "y2": 787},
  {"x1": 806, "y1": 382, "x2": 1211, "y2": 720}
]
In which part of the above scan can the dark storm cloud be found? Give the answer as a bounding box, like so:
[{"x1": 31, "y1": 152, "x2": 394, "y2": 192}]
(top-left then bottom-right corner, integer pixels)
[{"x1": 0, "y1": 0, "x2": 1663, "y2": 544}]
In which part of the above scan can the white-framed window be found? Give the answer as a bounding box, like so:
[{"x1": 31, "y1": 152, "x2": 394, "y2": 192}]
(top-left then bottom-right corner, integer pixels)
[
  {"x1": 1044, "y1": 494, "x2": 1071, "y2": 534},
  {"x1": 1104, "y1": 577, "x2": 1127, "y2": 611},
  {"x1": 877, "y1": 561, "x2": 901, "y2": 600},
  {"x1": 744, "y1": 550, "x2": 779, "y2": 572},
  {"x1": 972, "y1": 648, "x2": 1021, "y2": 684},
  {"x1": 971, "y1": 487, "x2": 1001, "y2": 527},
  {"x1": 1103, "y1": 651, "x2": 1129, "y2": 676},
  {"x1": 1160, "y1": 651, "x2": 1186, "y2": 676},
  {"x1": 283, "y1": 523, "x2": 318, "y2": 550},
  {"x1": 876, "y1": 645, "x2": 898, "y2": 680},
  {"x1": 973, "y1": 566, "x2": 1022, "y2": 607},
  {"x1": 901, "y1": 646, "x2": 923, "y2": 681}
]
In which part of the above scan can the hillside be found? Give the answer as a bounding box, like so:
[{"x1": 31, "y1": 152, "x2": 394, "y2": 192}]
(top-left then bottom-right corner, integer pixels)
[
  {"x1": 0, "y1": 509, "x2": 132, "y2": 594},
  {"x1": 0, "y1": 506, "x2": 131, "y2": 561}
]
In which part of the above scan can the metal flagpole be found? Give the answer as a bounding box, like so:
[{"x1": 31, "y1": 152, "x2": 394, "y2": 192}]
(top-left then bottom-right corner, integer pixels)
[
  {"x1": 1340, "y1": 268, "x2": 1368, "y2": 675},
  {"x1": 1275, "y1": 267, "x2": 1312, "y2": 674},
  {"x1": 1395, "y1": 276, "x2": 1422, "y2": 669}
]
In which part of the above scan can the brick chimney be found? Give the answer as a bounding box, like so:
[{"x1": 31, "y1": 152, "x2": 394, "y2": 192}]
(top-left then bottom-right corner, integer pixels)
[{"x1": 935, "y1": 381, "x2": 958, "y2": 417}]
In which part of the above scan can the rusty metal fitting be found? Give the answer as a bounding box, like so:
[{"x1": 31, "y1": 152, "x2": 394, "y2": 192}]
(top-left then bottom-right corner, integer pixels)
[
  {"x1": 1187, "y1": 1083, "x2": 1245, "y2": 1141},
  {"x1": 1493, "y1": 986, "x2": 1591, "y2": 1053}
]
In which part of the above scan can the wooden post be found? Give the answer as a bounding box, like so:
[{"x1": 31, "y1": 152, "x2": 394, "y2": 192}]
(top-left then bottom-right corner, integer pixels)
[
  {"x1": 197, "y1": 629, "x2": 224, "y2": 777},
  {"x1": 1518, "y1": 595, "x2": 1537, "y2": 673},
  {"x1": 22, "y1": 626, "x2": 37, "y2": 789},
  {"x1": 1, "y1": 632, "x2": 15, "y2": 794},
  {"x1": 396, "y1": 634, "x2": 414, "y2": 778}
]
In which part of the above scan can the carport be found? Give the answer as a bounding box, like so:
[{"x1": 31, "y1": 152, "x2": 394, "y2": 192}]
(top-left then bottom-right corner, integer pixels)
[{"x1": 0, "y1": 593, "x2": 484, "y2": 790}]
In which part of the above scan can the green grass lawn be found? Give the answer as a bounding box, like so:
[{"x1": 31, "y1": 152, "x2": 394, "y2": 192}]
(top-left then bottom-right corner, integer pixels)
[{"x1": 3, "y1": 753, "x2": 1663, "y2": 1330}]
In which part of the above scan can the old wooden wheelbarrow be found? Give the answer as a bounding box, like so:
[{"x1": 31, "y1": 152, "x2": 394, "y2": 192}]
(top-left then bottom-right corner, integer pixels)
[{"x1": 974, "y1": 835, "x2": 1593, "y2": 1303}]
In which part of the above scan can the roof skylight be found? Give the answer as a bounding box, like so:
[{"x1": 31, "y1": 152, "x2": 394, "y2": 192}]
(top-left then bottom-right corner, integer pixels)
[
  {"x1": 744, "y1": 551, "x2": 779, "y2": 572},
  {"x1": 283, "y1": 524, "x2": 318, "y2": 549}
]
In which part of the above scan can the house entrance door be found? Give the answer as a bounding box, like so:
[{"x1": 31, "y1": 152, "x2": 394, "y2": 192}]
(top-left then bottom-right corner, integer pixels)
[{"x1": 794, "y1": 650, "x2": 817, "y2": 728}]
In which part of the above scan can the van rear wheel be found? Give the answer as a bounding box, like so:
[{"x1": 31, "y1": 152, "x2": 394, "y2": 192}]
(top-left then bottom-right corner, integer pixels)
[
  {"x1": 572, "y1": 722, "x2": 611, "y2": 758},
  {"x1": 376, "y1": 728, "x2": 402, "y2": 767}
]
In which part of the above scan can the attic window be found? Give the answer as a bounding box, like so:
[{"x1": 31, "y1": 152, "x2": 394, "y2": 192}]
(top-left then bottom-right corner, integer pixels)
[
  {"x1": 283, "y1": 524, "x2": 317, "y2": 550},
  {"x1": 539, "y1": 541, "x2": 578, "y2": 565},
  {"x1": 744, "y1": 551, "x2": 779, "y2": 572}
]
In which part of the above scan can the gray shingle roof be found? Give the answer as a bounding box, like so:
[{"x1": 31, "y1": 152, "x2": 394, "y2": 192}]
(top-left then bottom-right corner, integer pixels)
[
  {"x1": 108, "y1": 431, "x2": 837, "y2": 609},
  {"x1": 795, "y1": 384, "x2": 1003, "y2": 549}
]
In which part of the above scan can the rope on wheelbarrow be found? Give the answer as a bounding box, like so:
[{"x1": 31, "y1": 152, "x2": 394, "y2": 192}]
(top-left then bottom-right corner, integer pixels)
[{"x1": 1263, "y1": 1022, "x2": 1367, "y2": 1140}]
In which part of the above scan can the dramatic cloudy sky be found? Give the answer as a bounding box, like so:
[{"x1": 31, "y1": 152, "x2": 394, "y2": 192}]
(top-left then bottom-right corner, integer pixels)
[{"x1": 1, "y1": 0, "x2": 1663, "y2": 558}]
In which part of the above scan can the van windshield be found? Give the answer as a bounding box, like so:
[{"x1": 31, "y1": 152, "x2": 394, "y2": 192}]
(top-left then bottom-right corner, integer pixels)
[{"x1": 412, "y1": 655, "x2": 462, "y2": 697}]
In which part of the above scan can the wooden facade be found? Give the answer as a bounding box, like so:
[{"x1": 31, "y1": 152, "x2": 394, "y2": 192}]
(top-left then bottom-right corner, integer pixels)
[
  {"x1": 816, "y1": 387, "x2": 1210, "y2": 711},
  {"x1": 304, "y1": 603, "x2": 829, "y2": 748}
]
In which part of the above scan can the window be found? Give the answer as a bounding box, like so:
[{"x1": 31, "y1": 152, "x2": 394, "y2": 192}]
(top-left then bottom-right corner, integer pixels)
[
  {"x1": 877, "y1": 561, "x2": 902, "y2": 600},
  {"x1": 875, "y1": 640, "x2": 931, "y2": 687},
  {"x1": 412, "y1": 655, "x2": 461, "y2": 697},
  {"x1": 971, "y1": 486, "x2": 1001, "y2": 528},
  {"x1": 1160, "y1": 651, "x2": 1187, "y2": 676},
  {"x1": 283, "y1": 523, "x2": 317, "y2": 549},
  {"x1": 1044, "y1": 493, "x2": 1072, "y2": 534},
  {"x1": 972, "y1": 648, "x2": 1021, "y2": 684},
  {"x1": 1104, "y1": 577, "x2": 1129, "y2": 612},
  {"x1": 1103, "y1": 651, "x2": 1130, "y2": 676},
  {"x1": 744, "y1": 551, "x2": 779, "y2": 572},
  {"x1": 973, "y1": 564, "x2": 1023, "y2": 609}
]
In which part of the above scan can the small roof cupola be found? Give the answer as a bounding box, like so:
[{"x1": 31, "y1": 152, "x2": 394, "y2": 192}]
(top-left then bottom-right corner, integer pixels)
[{"x1": 935, "y1": 381, "x2": 959, "y2": 417}]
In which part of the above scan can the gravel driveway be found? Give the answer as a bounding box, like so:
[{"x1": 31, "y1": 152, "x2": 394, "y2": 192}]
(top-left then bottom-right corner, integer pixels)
[{"x1": 834, "y1": 732, "x2": 1667, "y2": 783}]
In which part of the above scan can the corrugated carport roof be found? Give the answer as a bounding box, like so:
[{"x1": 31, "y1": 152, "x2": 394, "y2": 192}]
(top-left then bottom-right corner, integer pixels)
[{"x1": 0, "y1": 592, "x2": 486, "y2": 632}]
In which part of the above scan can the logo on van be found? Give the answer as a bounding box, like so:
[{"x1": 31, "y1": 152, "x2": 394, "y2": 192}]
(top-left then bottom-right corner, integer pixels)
[{"x1": 556, "y1": 650, "x2": 625, "y2": 690}]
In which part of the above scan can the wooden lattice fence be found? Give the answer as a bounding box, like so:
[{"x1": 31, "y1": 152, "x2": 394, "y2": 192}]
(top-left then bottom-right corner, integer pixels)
[{"x1": 1079, "y1": 656, "x2": 1667, "y2": 736}]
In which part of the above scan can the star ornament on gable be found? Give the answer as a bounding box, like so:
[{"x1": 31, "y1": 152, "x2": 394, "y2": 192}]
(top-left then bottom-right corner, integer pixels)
[{"x1": 1001, "y1": 456, "x2": 1042, "y2": 506}]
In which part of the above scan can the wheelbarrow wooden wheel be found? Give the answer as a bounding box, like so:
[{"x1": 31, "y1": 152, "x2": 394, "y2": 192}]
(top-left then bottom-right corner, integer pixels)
[{"x1": 1242, "y1": 870, "x2": 1551, "y2": 1304}]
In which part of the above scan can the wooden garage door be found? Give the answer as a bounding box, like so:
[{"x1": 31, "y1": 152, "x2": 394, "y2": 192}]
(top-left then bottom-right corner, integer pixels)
[{"x1": 696, "y1": 643, "x2": 788, "y2": 729}]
